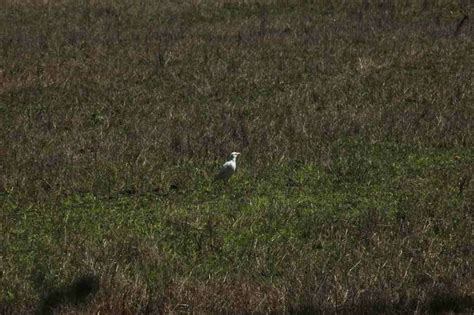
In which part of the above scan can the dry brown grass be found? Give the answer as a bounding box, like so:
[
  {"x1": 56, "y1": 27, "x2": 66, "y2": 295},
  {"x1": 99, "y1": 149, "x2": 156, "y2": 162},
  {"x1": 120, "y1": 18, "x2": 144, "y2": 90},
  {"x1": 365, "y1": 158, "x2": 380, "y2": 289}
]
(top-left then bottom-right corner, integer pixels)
[
  {"x1": 1, "y1": 0, "x2": 473, "y2": 314},
  {"x1": 2, "y1": 0, "x2": 472, "y2": 199}
]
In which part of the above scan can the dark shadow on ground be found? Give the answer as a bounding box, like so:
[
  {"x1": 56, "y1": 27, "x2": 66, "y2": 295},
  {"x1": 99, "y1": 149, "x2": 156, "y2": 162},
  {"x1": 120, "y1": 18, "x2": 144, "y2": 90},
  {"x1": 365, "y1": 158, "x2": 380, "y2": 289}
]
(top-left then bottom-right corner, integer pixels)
[
  {"x1": 36, "y1": 274, "x2": 99, "y2": 315},
  {"x1": 428, "y1": 292, "x2": 473, "y2": 314}
]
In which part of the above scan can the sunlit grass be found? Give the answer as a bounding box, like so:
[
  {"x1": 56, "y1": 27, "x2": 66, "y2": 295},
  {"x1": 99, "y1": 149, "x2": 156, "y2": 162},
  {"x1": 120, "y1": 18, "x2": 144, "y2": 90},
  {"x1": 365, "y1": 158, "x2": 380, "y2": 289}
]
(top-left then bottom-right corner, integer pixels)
[{"x1": 1, "y1": 0, "x2": 473, "y2": 313}]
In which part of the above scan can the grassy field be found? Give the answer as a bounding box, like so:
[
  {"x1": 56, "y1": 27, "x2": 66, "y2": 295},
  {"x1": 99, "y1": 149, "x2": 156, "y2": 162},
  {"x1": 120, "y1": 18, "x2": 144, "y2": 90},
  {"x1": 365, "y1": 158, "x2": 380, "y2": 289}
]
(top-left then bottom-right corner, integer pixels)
[{"x1": 1, "y1": 0, "x2": 473, "y2": 313}]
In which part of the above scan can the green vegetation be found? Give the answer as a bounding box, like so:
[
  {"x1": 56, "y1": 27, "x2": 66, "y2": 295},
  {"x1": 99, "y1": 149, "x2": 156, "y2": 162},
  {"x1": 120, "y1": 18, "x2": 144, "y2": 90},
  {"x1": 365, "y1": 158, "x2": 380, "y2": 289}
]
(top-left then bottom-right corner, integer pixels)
[{"x1": 1, "y1": 0, "x2": 473, "y2": 313}]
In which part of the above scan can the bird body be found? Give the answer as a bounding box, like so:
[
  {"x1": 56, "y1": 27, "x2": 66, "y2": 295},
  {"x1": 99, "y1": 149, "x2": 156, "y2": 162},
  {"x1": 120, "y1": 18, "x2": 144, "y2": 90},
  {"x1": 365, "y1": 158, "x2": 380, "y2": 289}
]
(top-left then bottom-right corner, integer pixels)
[{"x1": 214, "y1": 152, "x2": 240, "y2": 182}]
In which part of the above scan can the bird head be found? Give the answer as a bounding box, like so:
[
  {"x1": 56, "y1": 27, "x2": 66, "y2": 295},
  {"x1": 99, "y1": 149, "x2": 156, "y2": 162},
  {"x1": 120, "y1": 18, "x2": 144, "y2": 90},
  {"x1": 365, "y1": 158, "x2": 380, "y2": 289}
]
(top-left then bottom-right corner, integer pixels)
[{"x1": 230, "y1": 152, "x2": 240, "y2": 159}]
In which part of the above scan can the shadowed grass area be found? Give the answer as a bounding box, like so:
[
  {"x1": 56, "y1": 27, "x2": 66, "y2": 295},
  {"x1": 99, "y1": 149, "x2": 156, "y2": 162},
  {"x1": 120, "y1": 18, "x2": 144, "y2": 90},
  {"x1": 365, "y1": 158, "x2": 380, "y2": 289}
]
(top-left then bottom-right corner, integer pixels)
[
  {"x1": 37, "y1": 275, "x2": 99, "y2": 315},
  {"x1": 1, "y1": 0, "x2": 473, "y2": 313}
]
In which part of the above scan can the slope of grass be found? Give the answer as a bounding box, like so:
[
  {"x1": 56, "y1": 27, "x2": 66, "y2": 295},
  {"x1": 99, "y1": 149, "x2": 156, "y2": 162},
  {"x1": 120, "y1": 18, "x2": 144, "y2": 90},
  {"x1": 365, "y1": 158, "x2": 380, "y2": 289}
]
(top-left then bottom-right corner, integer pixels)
[{"x1": 1, "y1": 0, "x2": 473, "y2": 313}]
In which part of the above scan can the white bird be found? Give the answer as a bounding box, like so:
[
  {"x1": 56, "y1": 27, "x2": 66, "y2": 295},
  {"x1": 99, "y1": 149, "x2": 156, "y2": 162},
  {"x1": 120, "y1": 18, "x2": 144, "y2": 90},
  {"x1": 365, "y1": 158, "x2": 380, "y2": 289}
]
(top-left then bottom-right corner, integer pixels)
[{"x1": 214, "y1": 152, "x2": 240, "y2": 182}]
